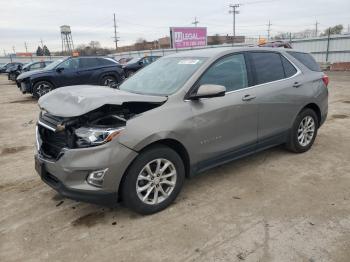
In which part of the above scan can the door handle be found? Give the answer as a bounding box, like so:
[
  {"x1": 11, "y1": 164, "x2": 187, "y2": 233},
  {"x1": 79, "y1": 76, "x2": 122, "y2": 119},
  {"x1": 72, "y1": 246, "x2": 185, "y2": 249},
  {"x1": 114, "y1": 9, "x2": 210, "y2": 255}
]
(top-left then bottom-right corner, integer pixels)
[
  {"x1": 242, "y1": 94, "x2": 256, "y2": 101},
  {"x1": 293, "y1": 82, "x2": 302, "y2": 88}
]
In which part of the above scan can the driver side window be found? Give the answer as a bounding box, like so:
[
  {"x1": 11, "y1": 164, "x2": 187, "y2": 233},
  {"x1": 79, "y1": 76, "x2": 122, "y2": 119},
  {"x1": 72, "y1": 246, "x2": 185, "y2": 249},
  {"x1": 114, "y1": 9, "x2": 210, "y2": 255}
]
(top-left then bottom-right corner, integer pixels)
[
  {"x1": 59, "y1": 58, "x2": 79, "y2": 70},
  {"x1": 197, "y1": 54, "x2": 248, "y2": 92}
]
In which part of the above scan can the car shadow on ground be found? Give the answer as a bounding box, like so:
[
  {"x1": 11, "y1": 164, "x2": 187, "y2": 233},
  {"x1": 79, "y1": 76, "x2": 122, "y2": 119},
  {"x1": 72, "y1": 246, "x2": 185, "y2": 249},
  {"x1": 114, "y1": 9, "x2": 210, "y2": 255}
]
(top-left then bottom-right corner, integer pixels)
[{"x1": 48, "y1": 145, "x2": 290, "y2": 227}]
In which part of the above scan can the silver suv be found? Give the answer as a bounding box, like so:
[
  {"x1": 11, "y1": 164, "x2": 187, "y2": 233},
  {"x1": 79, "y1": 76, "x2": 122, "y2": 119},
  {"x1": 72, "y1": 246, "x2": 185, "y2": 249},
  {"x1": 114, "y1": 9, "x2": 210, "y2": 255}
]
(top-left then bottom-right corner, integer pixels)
[{"x1": 35, "y1": 47, "x2": 328, "y2": 214}]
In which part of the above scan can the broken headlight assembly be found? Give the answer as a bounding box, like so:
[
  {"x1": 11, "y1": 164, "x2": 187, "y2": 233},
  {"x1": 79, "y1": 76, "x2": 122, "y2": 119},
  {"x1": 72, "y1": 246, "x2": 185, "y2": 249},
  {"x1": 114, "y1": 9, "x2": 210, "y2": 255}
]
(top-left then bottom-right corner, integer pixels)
[{"x1": 75, "y1": 127, "x2": 124, "y2": 147}]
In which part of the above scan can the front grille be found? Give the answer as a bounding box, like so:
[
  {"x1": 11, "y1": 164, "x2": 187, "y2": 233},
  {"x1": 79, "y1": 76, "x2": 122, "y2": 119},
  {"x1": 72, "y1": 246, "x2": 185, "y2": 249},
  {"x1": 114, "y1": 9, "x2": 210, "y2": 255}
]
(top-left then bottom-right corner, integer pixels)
[{"x1": 38, "y1": 113, "x2": 72, "y2": 159}]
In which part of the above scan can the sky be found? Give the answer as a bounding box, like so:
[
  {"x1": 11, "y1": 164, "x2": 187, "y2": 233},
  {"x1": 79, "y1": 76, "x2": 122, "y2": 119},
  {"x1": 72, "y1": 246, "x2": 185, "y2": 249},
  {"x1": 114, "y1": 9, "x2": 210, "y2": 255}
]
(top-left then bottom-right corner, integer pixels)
[{"x1": 0, "y1": 0, "x2": 349, "y2": 53}]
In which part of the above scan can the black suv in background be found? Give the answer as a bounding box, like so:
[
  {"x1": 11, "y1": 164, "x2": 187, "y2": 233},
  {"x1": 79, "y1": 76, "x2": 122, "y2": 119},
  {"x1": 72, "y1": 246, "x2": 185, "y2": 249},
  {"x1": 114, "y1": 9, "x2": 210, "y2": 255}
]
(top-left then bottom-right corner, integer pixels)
[
  {"x1": 122, "y1": 56, "x2": 160, "y2": 77},
  {"x1": 1, "y1": 62, "x2": 23, "y2": 73},
  {"x1": 17, "y1": 57, "x2": 124, "y2": 98},
  {"x1": 9, "y1": 61, "x2": 52, "y2": 81}
]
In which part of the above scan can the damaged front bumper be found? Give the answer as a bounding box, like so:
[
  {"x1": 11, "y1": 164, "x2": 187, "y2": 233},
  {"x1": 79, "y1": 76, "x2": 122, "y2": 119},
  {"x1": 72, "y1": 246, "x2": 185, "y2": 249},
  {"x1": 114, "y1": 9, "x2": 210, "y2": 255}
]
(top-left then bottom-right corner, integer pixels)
[
  {"x1": 35, "y1": 127, "x2": 138, "y2": 206},
  {"x1": 18, "y1": 79, "x2": 31, "y2": 93}
]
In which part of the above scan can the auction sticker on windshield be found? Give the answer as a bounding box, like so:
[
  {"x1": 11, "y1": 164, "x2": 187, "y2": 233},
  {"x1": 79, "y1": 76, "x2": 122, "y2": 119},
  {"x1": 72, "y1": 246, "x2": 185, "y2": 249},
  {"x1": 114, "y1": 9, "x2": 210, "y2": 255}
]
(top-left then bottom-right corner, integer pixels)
[{"x1": 178, "y1": 59, "x2": 200, "y2": 65}]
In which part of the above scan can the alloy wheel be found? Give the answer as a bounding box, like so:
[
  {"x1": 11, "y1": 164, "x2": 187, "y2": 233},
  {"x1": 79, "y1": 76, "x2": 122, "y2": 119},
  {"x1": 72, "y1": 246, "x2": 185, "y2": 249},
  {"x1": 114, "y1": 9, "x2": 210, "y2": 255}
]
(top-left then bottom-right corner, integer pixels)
[
  {"x1": 103, "y1": 77, "x2": 116, "y2": 87},
  {"x1": 136, "y1": 158, "x2": 177, "y2": 205},
  {"x1": 297, "y1": 116, "x2": 315, "y2": 147},
  {"x1": 36, "y1": 83, "x2": 52, "y2": 97}
]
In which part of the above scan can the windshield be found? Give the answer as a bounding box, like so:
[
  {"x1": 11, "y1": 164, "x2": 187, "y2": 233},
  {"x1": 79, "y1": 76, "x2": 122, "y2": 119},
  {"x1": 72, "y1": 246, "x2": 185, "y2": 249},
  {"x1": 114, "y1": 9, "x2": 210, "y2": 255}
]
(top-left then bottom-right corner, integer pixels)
[
  {"x1": 119, "y1": 57, "x2": 207, "y2": 96},
  {"x1": 44, "y1": 59, "x2": 65, "y2": 70}
]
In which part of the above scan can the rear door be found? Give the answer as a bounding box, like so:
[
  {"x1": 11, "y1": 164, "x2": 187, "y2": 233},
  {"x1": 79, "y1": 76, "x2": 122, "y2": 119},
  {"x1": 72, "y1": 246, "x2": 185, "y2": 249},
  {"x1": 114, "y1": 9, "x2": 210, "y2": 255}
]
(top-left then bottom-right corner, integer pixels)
[
  {"x1": 190, "y1": 53, "x2": 259, "y2": 168},
  {"x1": 248, "y1": 51, "x2": 303, "y2": 143}
]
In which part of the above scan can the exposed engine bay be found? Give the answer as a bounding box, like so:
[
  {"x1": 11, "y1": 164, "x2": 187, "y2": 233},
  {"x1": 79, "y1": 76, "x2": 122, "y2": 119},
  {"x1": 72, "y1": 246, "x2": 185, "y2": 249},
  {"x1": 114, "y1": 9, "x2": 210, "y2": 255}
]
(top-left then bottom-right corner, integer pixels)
[{"x1": 37, "y1": 102, "x2": 162, "y2": 159}]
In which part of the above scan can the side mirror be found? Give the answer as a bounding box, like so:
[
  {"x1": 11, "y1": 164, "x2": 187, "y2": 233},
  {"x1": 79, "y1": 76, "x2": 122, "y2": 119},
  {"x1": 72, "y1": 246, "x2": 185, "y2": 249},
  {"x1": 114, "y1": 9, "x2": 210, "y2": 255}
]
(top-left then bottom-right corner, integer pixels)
[
  {"x1": 138, "y1": 61, "x2": 143, "y2": 65},
  {"x1": 189, "y1": 84, "x2": 226, "y2": 100},
  {"x1": 56, "y1": 67, "x2": 64, "y2": 73}
]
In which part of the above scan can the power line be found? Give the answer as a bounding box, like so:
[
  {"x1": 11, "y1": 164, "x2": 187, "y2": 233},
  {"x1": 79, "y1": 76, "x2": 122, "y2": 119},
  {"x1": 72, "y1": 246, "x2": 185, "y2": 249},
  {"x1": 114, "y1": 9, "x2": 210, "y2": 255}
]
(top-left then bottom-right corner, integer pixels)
[
  {"x1": 192, "y1": 17, "x2": 200, "y2": 27},
  {"x1": 229, "y1": 3, "x2": 240, "y2": 44}
]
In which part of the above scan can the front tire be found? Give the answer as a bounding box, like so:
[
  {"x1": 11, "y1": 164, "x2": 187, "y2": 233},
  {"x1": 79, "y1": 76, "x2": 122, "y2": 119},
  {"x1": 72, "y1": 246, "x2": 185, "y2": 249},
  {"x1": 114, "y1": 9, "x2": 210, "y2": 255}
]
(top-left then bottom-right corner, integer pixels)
[
  {"x1": 121, "y1": 145, "x2": 185, "y2": 215},
  {"x1": 32, "y1": 81, "x2": 54, "y2": 98},
  {"x1": 287, "y1": 108, "x2": 318, "y2": 153}
]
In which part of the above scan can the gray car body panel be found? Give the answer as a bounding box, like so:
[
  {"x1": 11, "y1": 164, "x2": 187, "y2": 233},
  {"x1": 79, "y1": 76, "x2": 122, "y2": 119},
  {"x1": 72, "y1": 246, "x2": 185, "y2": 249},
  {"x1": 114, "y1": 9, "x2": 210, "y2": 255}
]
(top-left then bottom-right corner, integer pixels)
[{"x1": 35, "y1": 47, "x2": 328, "y2": 205}]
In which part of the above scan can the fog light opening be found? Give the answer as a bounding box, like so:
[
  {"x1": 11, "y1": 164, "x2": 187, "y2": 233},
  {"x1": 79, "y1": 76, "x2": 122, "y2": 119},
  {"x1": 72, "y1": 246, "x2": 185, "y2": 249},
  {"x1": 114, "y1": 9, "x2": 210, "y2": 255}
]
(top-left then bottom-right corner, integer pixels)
[{"x1": 87, "y1": 168, "x2": 108, "y2": 187}]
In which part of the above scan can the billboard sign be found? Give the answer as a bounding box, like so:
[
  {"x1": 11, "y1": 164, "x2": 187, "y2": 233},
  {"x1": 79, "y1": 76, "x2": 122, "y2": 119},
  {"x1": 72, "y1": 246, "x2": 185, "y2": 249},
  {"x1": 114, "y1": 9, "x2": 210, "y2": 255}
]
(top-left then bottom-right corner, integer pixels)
[{"x1": 170, "y1": 27, "x2": 207, "y2": 49}]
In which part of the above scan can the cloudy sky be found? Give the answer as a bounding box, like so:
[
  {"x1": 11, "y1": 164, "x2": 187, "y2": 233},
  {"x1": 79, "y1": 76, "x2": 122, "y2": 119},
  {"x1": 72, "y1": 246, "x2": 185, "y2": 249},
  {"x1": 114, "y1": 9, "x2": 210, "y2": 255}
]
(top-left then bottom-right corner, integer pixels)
[{"x1": 0, "y1": 0, "x2": 349, "y2": 53}]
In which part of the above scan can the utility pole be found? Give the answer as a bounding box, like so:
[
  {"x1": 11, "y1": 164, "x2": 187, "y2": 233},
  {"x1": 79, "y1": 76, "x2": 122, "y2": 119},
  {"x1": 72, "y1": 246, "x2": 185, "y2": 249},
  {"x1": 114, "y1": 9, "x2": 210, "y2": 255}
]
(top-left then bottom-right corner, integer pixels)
[
  {"x1": 40, "y1": 39, "x2": 44, "y2": 49},
  {"x1": 267, "y1": 20, "x2": 272, "y2": 40},
  {"x1": 229, "y1": 3, "x2": 240, "y2": 45},
  {"x1": 192, "y1": 17, "x2": 199, "y2": 27},
  {"x1": 315, "y1": 21, "x2": 319, "y2": 37},
  {"x1": 24, "y1": 42, "x2": 28, "y2": 53},
  {"x1": 113, "y1": 13, "x2": 119, "y2": 50},
  {"x1": 12, "y1": 46, "x2": 16, "y2": 54},
  {"x1": 3, "y1": 49, "x2": 6, "y2": 56}
]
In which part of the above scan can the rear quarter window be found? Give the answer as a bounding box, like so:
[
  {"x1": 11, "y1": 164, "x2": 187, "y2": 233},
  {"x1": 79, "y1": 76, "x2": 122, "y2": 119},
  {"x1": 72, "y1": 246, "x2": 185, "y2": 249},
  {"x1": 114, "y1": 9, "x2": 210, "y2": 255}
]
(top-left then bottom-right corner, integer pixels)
[
  {"x1": 281, "y1": 56, "x2": 297, "y2": 77},
  {"x1": 287, "y1": 51, "x2": 321, "y2": 72},
  {"x1": 250, "y1": 52, "x2": 285, "y2": 85},
  {"x1": 99, "y1": 58, "x2": 117, "y2": 66}
]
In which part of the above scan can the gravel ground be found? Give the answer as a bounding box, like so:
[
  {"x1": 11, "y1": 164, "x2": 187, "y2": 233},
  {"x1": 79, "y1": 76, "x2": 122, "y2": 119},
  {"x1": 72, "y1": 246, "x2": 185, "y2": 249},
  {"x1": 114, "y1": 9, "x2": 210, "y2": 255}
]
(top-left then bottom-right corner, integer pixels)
[{"x1": 0, "y1": 72, "x2": 349, "y2": 262}]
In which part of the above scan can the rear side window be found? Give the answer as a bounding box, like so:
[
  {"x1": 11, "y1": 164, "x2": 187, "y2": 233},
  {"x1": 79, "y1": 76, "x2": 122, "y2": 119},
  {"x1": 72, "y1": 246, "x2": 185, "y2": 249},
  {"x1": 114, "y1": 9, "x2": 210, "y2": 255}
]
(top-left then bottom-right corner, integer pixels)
[
  {"x1": 250, "y1": 52, "x2": 285, "y2": 84},
  {"x1": 281, "y1": 56, "x2": 297, "y2": 77},
  {"x1": 287, "y1": 52, "x2": 321, "y2": 72},
  {"x1": 198, "y1": 53, "x2": 248, "y2": 92},
  {"x1": 79, "y1": 58, "x2": 100, "y2": 68}
]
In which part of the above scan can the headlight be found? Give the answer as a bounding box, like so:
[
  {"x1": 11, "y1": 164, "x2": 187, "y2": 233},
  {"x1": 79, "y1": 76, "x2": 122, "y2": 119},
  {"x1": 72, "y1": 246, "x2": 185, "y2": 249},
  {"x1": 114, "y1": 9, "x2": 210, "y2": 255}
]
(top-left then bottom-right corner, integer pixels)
[{"x1": 75, "y1": 127, "x2": 124, "y2": 147}]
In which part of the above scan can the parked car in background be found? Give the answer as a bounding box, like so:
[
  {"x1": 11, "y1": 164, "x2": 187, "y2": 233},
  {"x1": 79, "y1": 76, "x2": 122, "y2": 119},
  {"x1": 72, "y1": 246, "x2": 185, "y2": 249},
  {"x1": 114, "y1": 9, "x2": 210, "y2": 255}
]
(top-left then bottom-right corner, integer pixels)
[
  {"x1": 118, "y1": 57, "x2": 133, "y2": 65},
  {"x1": 122, "y1": 56, "x2": 160, "y2": 77},
  {"x1": 259, "y1": 40, "x2": 292, "y2": 48},
  {"x1": 35, "y1": 47, "x2": 328, "y2": 214},
  {"x1": 17, "y1": 56, "x2": 125, "y2": 98},
  {"x1": 1, "y1": 62, "x2": 23, "y2": 73},
  {"x1": 8, "y1": 61, "x2": 53, "y2": 81}
]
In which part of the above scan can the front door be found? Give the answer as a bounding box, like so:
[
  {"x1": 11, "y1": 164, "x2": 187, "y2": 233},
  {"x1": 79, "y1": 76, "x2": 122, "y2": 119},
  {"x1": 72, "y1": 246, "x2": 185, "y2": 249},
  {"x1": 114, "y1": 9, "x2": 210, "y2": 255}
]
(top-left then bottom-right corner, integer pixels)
[
  {"x1": 55, "y1": 58, "x2": 80, "y2": 87},
  {"x1": 189, "y1": 53, "x2": 258, "y2": 169}
]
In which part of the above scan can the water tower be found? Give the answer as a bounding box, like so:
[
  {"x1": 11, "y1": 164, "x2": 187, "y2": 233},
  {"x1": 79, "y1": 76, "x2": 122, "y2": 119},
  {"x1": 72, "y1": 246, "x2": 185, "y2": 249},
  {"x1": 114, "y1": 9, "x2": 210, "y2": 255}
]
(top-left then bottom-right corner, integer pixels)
[{"x1": 60, "y1": 25, "x2": 74, "y2": 54}]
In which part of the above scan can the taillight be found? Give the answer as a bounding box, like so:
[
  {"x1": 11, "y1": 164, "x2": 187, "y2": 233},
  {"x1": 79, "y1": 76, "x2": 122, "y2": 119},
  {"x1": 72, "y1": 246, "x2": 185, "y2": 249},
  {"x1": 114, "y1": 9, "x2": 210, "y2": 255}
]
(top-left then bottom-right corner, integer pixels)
[{"x1": 322, "y1": 74, "x2": 329, "y2": 87}]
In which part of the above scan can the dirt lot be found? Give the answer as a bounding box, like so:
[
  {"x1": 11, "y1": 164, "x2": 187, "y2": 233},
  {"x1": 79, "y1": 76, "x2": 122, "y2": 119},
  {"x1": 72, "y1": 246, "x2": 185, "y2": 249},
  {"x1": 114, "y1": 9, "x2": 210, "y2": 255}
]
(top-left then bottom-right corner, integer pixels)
[{"x1": 0, "y1": 72, "x2": 349, "y2": 262}]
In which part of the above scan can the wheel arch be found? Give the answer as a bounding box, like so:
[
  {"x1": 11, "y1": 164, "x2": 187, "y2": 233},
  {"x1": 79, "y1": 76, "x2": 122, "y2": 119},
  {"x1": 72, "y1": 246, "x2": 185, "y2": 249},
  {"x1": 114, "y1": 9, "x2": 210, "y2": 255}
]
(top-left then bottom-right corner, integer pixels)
[
  {"x1": 32, "y1": 78, "x2": 56, "y2": 94},
  {"x1": 117, "y1": 138, "x2": 191, "y2": 201},
  {"x1": 301, "y1": 103, "x2": 321, "y2": 126},
  {"x1": 99, "y1": 70, "x2": 122, "y2": 83}
]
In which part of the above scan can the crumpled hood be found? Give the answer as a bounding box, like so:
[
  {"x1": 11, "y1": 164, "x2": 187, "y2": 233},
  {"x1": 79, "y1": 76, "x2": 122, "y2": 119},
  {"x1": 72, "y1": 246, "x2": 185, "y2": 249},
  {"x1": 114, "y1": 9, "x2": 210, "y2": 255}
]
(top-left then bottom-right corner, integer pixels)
[{"x1": 38, "y1": 85, "x2": 167, "y2": 117}]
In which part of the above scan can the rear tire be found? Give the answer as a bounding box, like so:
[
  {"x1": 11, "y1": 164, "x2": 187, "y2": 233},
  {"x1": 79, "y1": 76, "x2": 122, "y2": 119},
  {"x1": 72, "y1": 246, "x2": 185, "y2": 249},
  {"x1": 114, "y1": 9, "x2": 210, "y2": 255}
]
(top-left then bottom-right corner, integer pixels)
[
  {"x1": 101, "y1": 75, "x2": 118, "y2": 88},
  {"x1": 121, "y1": 145, "x2": 185, "y2": 215},
  {"x1": 32, "y1": 81, "x2": 54, "y2": 98},
  {"x1": 125, "y1": 70, "x2": 135, "y2": 78},
  {"x1": 286, "y1": 108, "x2": 318, "y2": 153}
]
